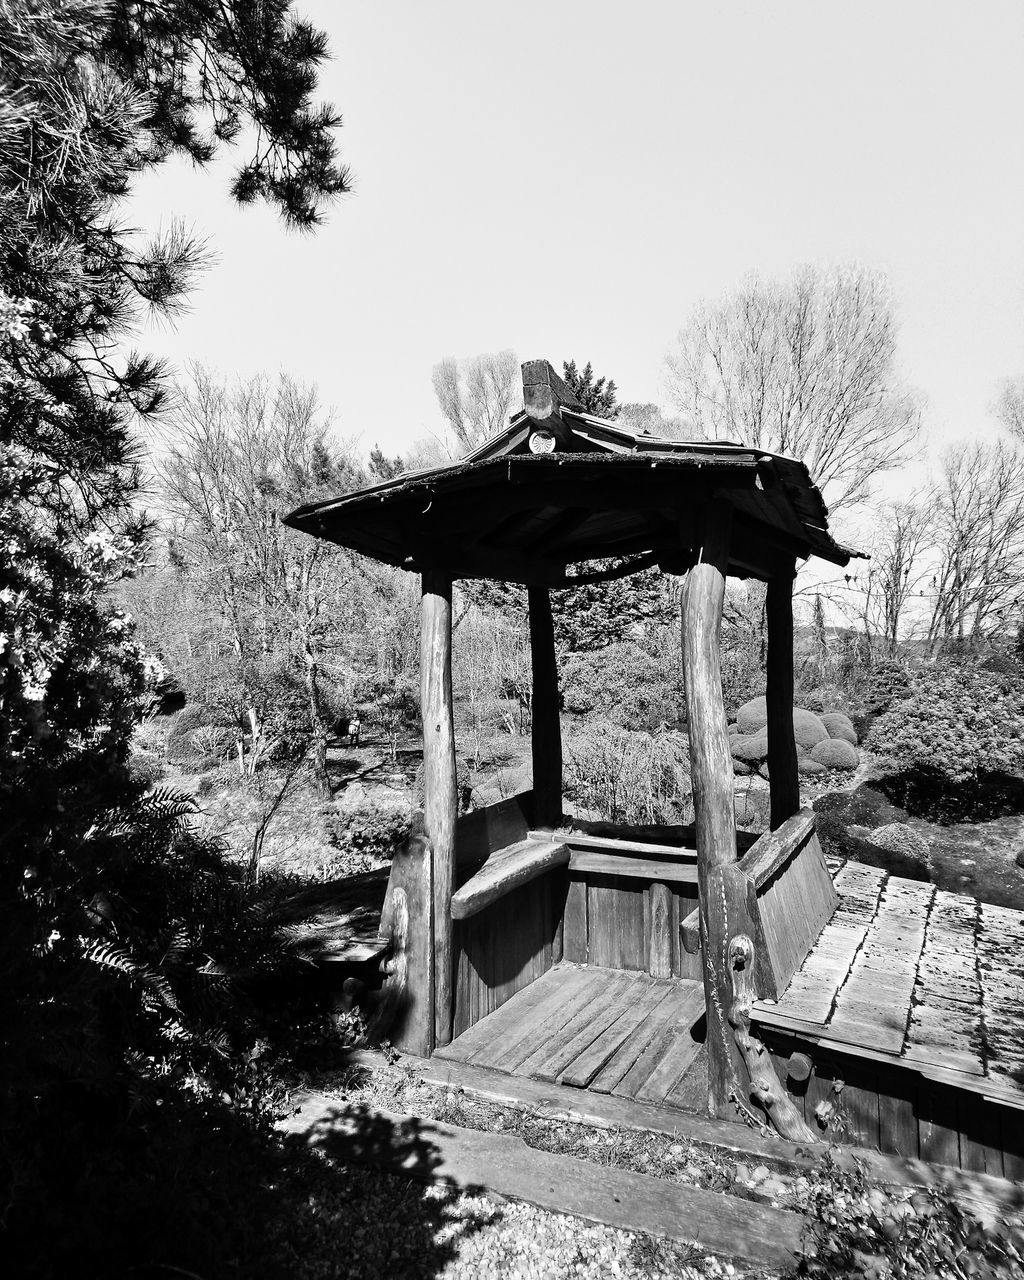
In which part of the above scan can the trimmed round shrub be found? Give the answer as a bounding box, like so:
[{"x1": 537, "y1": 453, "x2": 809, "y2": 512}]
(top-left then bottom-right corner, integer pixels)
[
  {"x1": 793, "y1": 708, "x2": 829, "y2": 750},
  {"x1": 810, "y1": 738, "x2": 859, "y2": 770},
  {"x1": 166, "y1": 704, "x2": 213, "y2": 763},
  {"x1": 736, "y1": 695, "x2": 768, "y2": 735},
  {"x1": 731, "y1": 731, "x2": 768, "y2": 763},
  {"x1": 799, "y1": 757, "x2": 827, "y2": 775},
  {"x1": 821, "y1": 712, "x2": 857, "y2": 746},
  {"x1": 867, "y1": 822, "x2": 929, "y2": 861}
]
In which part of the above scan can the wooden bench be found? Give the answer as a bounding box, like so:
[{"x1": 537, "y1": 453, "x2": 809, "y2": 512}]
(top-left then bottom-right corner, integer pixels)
[
  {"x1": 681, "y1": 809, "x2": 836, "y2": 1000},
  {"x1": 451, "y1": 836, "x2": 570, "y2": 919}
]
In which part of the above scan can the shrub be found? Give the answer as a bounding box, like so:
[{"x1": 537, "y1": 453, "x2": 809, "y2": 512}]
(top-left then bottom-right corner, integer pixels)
[
  {"x1": 799, "y1": 757, "x2": 827, "y2": 775},
  {"x1": 736, "y1": 695, "x2": 768, "y2": 735},
  {"x1": 866, "y1": 664, "x2": 1024, "y2": 807},
  {"x1": 166, "y1": 703, "x2": 213, "y2": 762},
  {"x1": 322, "y1": 795, "x2": 413, "y2": 865},
  {"x1": 731, "y1": 732, "x2": 768, "y2": 763},
  {"x1": 564, "y1": 721, "x2": 691, "y2": 825},
  {"x1": 810, "y1": 738, "x2": 859, "y2": 770},
  {"x1": 788, "y1": 1148, "x2": 1024, "y2": 1279},
  {"x1": 127, "y1": 750, "x2": 164, "y2": 788},
  {"x1": 821, "y1": 712, "x2": 857, "y2": 745},
  {"x1": 867, "y1": 822, "x2": 929, "y2": 862},
  {"x1": 793, "y1": 708, "x2": 829, "y2": 750}
]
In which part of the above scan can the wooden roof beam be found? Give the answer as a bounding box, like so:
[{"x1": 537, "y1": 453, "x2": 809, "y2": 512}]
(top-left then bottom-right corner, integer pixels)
[{"x1": 521, "y1": 359, "x2": 583, "y2": 448}]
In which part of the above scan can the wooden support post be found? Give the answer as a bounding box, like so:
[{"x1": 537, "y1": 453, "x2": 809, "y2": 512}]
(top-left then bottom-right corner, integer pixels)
[
  {"x1": 682, "y1": 501, "x2": 747, "y2": 1118},
  {"x1": 528, "y1": 586, "x2": 562, "y2": 829},
  {"x1": 766, "y1": 562, "x2": 800, "y2": 830},
  {"x1": 421, "y1": 571, "x2": 458, "y2": 1050}
]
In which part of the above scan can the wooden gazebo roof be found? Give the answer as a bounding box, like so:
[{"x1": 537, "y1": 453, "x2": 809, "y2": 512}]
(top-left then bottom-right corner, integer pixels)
[{"x1": 284, "y1": 360, "x2": 860, "y2": 585}]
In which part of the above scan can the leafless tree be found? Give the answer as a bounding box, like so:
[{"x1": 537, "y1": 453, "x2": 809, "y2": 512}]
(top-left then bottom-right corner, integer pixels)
[
  {"x1": 431, "y1": 349, "x2": 520, "y2": 454},
  {"x1": 664, "y1": 266, "x2": 921, "y2": 517},
  {"x1": 857, "y1": 501, "x2": 933, "y2": 656},
  {"x1": 155, "y1": 366, "x2": 364, "y2": 793},
  {"x1": 995, "y1": 377, "x2": 1024, "y2": 442},
  {"x1": 924, "y1": 441, "x2": 1024, "y2": 655}
]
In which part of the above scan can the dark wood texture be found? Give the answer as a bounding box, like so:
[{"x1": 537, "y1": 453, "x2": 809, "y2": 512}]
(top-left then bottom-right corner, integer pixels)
[
  {"x1": 765, "y1": 565, "x2": 800, "y2": 828},
  {"x1": 450, "y1": 837, "x2": 569, "y2": 919},
  {"x1": 528, "y1": 586, "x2": 563, "y2": 827},
  {"x1": 421, "y1": 571, "x2": 459, "y2": 1047}
]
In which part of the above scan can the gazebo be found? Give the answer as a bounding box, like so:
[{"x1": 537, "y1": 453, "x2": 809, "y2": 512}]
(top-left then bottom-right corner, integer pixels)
[{"x1": 285, "y1": 361, "x2": 1024, "y2": 1167}]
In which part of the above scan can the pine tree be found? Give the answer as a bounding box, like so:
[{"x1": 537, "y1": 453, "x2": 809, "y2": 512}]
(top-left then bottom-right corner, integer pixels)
[{"x1": 563, "y1": 358, "x2": 619, "y2": 418}]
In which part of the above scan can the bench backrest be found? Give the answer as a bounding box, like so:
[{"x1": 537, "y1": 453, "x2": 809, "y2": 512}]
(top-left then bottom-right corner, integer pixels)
[{"x1": 454, "y1": 791, "x2": 534, "y2": 886}]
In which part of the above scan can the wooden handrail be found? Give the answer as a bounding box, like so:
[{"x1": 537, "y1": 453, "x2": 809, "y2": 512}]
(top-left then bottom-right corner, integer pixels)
[{"x1": 737, "y1": 809, "x2": 816, "y2": 888}]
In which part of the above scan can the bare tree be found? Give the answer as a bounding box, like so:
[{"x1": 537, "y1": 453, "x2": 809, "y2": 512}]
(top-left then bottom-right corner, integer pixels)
[
  {"x1": 995, "y1": 377, "x2": 1024, "y2": 441},
  {"x1": 156, "y1": 366, "x2": 364, "y2": 793},
  {"x1": 431, "y1": 350, "x2": 519, "y2": 454},
  {"x1": 924, "y1": 441, "x2": 1024, "y2": 655},
  {"x1": 858, "y1": 501, "x2": 933, "y2": 656},
  {"x1": 664, "y1": 266, "x2": 921, "y2": 516}
]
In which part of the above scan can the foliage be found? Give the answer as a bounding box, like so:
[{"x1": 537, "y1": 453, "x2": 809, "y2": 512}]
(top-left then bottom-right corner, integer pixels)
[
  {"x1": 561, "y1": 633, "x2": 684, "y2": 731},
  {"x1": 866, "y1": 664, "x2": 1024, "y2": 786},
  {"x1": 552, "y1": 568, "x2": 676, "y2": 653},
  {"x1": 562, "y1": 358, "x2": 618, "y2": 418},
  {"x1": 0, "y1": 4, "x2": 348, "y2": 1273},
  {"x1": 563, "y1": 721, "x2": 691, "y2": 825},
  {"x1": 322, "y1": 794, "x2": 414, "y2": 869},
  {"x1": 789, "y1": 1148, "x2": 1024, "y2": 1279}
]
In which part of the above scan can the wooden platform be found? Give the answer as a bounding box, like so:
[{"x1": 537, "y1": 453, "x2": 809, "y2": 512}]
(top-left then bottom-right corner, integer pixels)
[
  {"x1": 753, "y1": 860, "x2": 1024, "y2": 1107},
  {"x1": 435, "y1": 963, "x2": 708, "y2": 1108}
]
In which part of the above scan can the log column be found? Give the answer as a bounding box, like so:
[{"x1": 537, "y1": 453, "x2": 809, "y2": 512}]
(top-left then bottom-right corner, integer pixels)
[
  {"x1": 766, "y1": 561, "x2": 800, "y2": 830},
  {"x1": 682, "y1": 502, "x2": 746, "y2": 1117},
  {"x1": 421, "y1": 570, "x2": 459, "y2": 1049},
  {"x1": 528, "y1": 586, "x2": 562, "y2": 829}
]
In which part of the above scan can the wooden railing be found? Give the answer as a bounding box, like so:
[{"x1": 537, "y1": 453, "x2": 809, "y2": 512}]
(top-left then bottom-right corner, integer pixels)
[{"x1": 682, "y1": 809, "x2": 837, "y2": 1000}]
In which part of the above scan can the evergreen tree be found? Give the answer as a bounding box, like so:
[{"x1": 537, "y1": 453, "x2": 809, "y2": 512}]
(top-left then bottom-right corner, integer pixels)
[
  {"x1": 562, "y1": 358, "x2": 619, "y2": 418},
  {"x1": 0, "y1": 3, "x2": 348, "y2": 1268}
]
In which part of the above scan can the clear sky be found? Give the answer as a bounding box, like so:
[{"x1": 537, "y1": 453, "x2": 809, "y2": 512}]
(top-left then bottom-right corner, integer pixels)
[{"x1": 128, "y1": 0, "x2": 1024, "y2": 473}]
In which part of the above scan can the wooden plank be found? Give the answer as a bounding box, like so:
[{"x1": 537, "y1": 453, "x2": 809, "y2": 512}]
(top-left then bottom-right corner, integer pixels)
[
  {"x1": 648, "y1": 882, "x2": 673, "y2": 978},
  {"x1": 421, "y1": 570, "x2": 458, "y2": 1048},
  {"x1": 586, "y1": 876, "x2": 646, "y2": 971},
  {"x1": 554, "y1": 832, "x2": 699, "y2": 860},
  {"x1": 590, "y1": 984, "x2": 683, "y2": 1094},
  {"x1": 918, "y1": 1083, "x2": 960, "y2": 1169},
  {"x1": 568, "y1": 851, "x2": 698, "y2": 884},
  {"x1": 523, "y1": 972, "x2": 641, "y2": 1082},
  {"x1": 634, "y1": 985, "x2": 708, "y2": 1104},
  {"x1": 739, "y1": 809, "x2": 816, "y2": 888},
  {"x1": 766, "y1": 567, "x2": 801, "y2": 829},
  {"x1": 450, "y1": 838, "x2": 569, "y2": 919},
  {"x1": 455, "y1": 794, "x2": 532, "y2": 881},
  {"x1": 284, "y1": 1098, "x2": 805, "y2": 1268},
  {"x1": 563, "y1": 875, "x2": 588, "y2": 962},
  {"x1": 485, "y1": 966, "x2": 606, "y2": 1072},
  {"x1": 437, "y1": 964, "x2": 562, "y2": 1064},
  {"x1": 560, "y1": 978, "x2": 676, "y2": 1089},
  {"x1": 528, "y1": 586, "x2": 563, "y2": 828},
  {"x1": 349, "y1": 1049, "x2": 1024, "y2": 1219}
]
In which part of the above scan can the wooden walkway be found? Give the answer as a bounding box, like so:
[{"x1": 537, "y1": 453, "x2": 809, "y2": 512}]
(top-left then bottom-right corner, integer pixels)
[
  {"x1": 753, "y1": 861, "x2": 1024, "y2": 1105},
  {"x1": 434, "y1": 963, "x2": 707, "y2": 1108}
]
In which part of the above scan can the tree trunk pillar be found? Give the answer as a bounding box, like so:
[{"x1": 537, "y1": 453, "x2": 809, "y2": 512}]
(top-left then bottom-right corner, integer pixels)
[
  {"x1": 681, "y1": 502, "x2": 742, "y2": 1117},
  {"x1": 766, "y1": 562, "x2": 800, "y2": 830},
  {"x1": 528, "y1": 586, "x2": 562, "y2": 829},
  {"x1": 421, "y1": 570, "x2": 458, "y2": 1049}
]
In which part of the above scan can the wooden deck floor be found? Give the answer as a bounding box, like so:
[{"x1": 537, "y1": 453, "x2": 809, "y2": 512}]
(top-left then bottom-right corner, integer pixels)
[
  {"x1": 753, "y1": 860, "x2": 1024, "y2": 1105},
  {"x1": 434, "y1": 963, "x2": 708, "y2": 1108}
]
